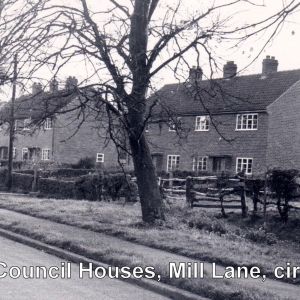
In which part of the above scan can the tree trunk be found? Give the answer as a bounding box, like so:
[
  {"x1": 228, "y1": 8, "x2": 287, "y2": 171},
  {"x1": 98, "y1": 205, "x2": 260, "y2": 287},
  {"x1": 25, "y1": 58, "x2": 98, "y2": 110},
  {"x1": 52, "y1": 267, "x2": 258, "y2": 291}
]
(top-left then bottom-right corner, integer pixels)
[{"x1": 129, "y1": 133, "x2": 164, "y2": 223}]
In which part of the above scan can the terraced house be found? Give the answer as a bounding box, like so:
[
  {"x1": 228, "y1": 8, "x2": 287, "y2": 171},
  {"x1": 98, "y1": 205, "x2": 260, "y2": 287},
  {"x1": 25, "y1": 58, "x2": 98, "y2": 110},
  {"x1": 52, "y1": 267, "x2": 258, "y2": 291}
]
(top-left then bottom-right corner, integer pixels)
[
  {"x1": 0, "y1": 78, "x2": 126, "y2": 169},
  {"x1": 146, "y1": 56, "x2": 300, "y2": 175}
]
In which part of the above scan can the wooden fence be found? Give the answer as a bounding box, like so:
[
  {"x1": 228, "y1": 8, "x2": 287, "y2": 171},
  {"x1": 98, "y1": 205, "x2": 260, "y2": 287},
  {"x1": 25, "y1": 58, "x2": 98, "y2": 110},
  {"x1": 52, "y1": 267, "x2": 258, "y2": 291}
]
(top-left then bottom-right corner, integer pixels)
[
  {"x1": 185, "y1": 176, "x2": 247, "y2": 216},
  {"x1": 159, "y1": 177, "x2": 186, "y2": 201}
]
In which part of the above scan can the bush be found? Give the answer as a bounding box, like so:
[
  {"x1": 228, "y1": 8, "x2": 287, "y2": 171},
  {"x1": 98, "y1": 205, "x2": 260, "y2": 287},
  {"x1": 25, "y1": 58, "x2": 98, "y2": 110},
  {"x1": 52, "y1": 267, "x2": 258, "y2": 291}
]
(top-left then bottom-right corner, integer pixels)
[
  {"x1": 0, "y1": 168, "x2": 7, "y2": 184},
  {"x1": 72, "y1": 157, "x2": 95, "y2": 169},
  {"x1": 245, "y1": 229, "x2": 277, "y2": 245},
  {"x1": 74, "y1": 172, "x2": 139, "y2": 202},
  {"x1": 48, "y1": 168, "x2": 93, "y2": 178},
  {"x1": 188, "y1": 214, "x2": 227, "y2": 235},
  {"x1": 269, "y1": 169, "x2": 299, "y2": 222},
  {"x1": 39, "y1": 178, "x2": 75, "y2": 199},
  {"x1": 12, "y1": 173, "x2": 34, "y2": 192},
  {"x1": 74, "y1": 173, "x2": 103, "y2": 201}
]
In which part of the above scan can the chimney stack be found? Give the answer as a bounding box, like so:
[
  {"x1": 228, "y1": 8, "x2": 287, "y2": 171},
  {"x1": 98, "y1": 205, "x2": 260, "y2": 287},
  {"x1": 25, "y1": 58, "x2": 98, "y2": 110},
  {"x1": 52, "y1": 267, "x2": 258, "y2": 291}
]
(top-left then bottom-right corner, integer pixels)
[
  {"x1": 50, "y1": 78, "x2": 59, "y2": 93},
  {"x1": 262, "y1": 55, "x2": 278, "y2": 76},
  {"x1": 223, "y1": 61, "x2": 237, "y2": 79},
  {"x1": 189, "y1": 66, "x2": 203, "y2": 83},
  {"x1": 32, "y1": 82, "x2": 43, "y2": 95},
  {"x1": 65, "y1": 76, "x2": 78, "y2": 90}
]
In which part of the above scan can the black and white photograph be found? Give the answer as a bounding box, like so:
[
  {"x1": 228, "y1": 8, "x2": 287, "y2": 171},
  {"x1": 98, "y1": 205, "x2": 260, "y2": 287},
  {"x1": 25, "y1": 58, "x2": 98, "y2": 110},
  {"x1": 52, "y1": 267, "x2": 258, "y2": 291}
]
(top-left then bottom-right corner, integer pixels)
[{"x1": 0, "y1": 0, "x2": 299, "y2": 299}]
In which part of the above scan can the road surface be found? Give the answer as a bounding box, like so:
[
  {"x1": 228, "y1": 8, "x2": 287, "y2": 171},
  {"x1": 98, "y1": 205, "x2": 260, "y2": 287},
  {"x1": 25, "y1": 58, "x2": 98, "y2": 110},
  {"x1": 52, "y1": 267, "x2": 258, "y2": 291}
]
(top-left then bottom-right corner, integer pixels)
[{"x1": 0, "y1": 236, "x2": 169, "y2": 300}]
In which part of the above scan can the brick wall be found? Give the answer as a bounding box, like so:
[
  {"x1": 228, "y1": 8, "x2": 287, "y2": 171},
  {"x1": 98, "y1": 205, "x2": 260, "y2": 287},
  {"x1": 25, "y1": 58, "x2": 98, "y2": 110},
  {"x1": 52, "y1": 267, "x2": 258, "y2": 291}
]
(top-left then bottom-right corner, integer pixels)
[
  {"x1": 147, "y1": 112, "x2": 269, "y2": 175},
  {"x1": 267, "y1": 80, "x2": 300, "y2": 169}
]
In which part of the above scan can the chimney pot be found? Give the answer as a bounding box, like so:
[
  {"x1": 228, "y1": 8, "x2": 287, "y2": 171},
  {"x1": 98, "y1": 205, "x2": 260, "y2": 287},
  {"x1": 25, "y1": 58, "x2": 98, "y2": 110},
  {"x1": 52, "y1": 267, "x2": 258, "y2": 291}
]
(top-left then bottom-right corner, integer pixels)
[
  {"x1": 65, "y1": 76, "x2": 78, "y2": 90},
  {"x1": 262, "y1": 55, "x2": 278, "y2": 76},
  {"x1": 50, "y1": 78, "x2": 59, "y2": 93},
  {"x1": 32, "y1": 82, "x2": 43, "y2": 95},
  {"x1": 223, "y1": 61, "x2": 237, "y2": 79},
  {"x1": 189, "y1": 66, "x2": 203, "y2": 83}
]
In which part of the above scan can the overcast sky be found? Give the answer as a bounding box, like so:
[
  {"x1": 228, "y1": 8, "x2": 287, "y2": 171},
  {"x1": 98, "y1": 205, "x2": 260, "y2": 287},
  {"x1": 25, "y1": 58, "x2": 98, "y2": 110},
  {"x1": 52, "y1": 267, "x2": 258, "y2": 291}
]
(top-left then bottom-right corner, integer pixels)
[{"x1": 2, "y1": 0, "x2": 300, "y2": 98}]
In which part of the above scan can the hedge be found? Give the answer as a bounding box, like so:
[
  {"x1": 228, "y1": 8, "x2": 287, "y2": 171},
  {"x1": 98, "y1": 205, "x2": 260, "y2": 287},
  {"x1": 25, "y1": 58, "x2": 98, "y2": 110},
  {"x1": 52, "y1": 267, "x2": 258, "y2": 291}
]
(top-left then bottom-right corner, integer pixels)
[
  {"x1": 12, "y1": 173, "x2": 34, "y2": 192},
  {"x1": 39, "y1": 178, "x2": 75, "y2": 199}
]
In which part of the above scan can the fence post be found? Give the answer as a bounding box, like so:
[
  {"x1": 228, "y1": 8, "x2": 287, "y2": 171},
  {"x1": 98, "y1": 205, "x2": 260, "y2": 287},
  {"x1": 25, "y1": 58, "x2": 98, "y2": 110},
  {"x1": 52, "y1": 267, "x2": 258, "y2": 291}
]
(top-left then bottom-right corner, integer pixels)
[
  {"x1": 169, "y1": 171, "x2": 173, "y2": 196},
  {"x1": 263, "y1": 172, "x2": 268, "y2": 228},
  {"x1": 240, "y1": 174, "x2": 247, "y2": 217},
  {"x1": 186, "y1": 176, "x2": 193, "y2": 208}
]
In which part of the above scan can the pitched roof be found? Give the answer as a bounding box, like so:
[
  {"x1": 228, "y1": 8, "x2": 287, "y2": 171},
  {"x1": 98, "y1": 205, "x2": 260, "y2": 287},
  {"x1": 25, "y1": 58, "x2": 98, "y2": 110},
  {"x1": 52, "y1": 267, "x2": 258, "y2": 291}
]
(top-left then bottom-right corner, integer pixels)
[
  {"x1": 150, "y1": 69, "x2": 300, "y2": 116},
  {"x1": 0, "y1": 90, "x2": 77, "y2": 123}
]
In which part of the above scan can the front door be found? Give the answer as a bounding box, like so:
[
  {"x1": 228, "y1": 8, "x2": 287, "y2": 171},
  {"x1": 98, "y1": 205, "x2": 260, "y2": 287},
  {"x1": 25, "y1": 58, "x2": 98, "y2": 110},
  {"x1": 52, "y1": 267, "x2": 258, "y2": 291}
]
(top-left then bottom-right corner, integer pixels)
[{"x1": 212, "y1": 157, "x2": 223, "y2": 173}]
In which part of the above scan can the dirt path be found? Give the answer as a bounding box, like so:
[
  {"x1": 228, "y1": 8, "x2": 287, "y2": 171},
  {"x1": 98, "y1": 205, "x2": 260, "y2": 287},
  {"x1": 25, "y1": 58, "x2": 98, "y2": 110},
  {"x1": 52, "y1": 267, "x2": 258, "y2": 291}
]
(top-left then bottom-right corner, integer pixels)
[{"x1": 0, "y1": 208, "x2": 298, "y2": 299}]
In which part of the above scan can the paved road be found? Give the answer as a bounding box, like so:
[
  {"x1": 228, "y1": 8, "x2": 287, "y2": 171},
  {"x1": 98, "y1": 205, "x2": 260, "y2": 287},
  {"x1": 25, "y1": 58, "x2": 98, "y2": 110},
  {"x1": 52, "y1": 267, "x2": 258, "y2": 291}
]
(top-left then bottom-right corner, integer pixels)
[{"x1": 0, "y1": 236, "x2": 169, "y2": 300}]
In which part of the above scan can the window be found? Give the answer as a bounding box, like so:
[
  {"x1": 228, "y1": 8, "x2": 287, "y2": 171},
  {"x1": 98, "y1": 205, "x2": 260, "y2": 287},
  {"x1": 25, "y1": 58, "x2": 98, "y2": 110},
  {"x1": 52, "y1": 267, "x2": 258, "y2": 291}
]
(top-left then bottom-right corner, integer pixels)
[
  {"x1": 44, "y1": 118, "x2": 53, "y2": 130},
  {"x1": 23, "y1": 118, "x2": 31, "y2": 131},
  {"x1": 14, "y1": 120, "x2": 18, "y2": 131},
  {"x1": 22, "y1": 148, "x2": 29, "y2": 161},
  {"x1": 236, "y1": 157, "x2": 253, "y2": 175},
  {"x1": 195, "y1": 116, "x2": 210, "y2": 131},
  {"x1": 168, "y1": 117, "x2": 181, "y2": 132},
  {"x1": 167, "y1": 155, "x2": 180, "y2": 171},
  {"x1": 41, "y1": 148, "x2": 50, "y2": 161},
  {"x1": 236, "y1": 114, "x2": 258, "y2": 130},
  {"x1": 145, "y1": 123, "x2": 149, "y2": 132},
  {"x1": 96, "y1": 153, "x2": 104, "y2": 163},
  {"x1": 13, "y1": 147, "x2": 17, "y2": 159},
  {"x1": 192, "y1": 156, "x2": 208, "y2": 171}
]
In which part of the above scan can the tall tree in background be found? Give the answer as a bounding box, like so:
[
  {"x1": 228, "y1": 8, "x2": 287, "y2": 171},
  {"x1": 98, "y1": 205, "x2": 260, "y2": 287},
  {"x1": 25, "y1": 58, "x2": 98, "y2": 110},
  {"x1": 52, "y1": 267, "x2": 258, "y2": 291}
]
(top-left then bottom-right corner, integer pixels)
[{"x1": 1, "y1": 0, "x2": 299, "y2": 221}]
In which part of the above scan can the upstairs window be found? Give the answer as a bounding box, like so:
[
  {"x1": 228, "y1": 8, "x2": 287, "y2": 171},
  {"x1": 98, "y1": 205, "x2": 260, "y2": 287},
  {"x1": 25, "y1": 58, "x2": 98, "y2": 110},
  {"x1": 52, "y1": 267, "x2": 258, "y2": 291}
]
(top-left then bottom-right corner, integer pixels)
[
  {"x1": 96, "y1": 153, "x2": 104, "y2": 163},
  {"x1": 23, "y1": 118, "x2": 31, "y2": 131},
  {"x1": 192, "y1": 156, "x2": 208, "y2": 171},
  {"x1": 41, "y1": 148, "x2": 51, "y2": 161},
  {"x1": 168, "y1": 117, "x2": 181, "y2": 132},
  {"x1": 22, "y1": 148, "x2": 29, "y2": 161},
  {"x1": 13, "y1": 147, "x2": 17, "y2": 159},
  {"x1": 195, "y1": 116, "x2": 210, "y2": 131},
  {"x1": 236, "y1": 114, "x2": 258, "y2": 130},
  {"x1": 167, "y1": 155, "x2": 180, "y2": 171},
  {"x1": 44, "y1": 118, "x2": 53, "y2": 130},
  {"x1": 236, "y1": 157, "x2": 253, "y2": 175}
]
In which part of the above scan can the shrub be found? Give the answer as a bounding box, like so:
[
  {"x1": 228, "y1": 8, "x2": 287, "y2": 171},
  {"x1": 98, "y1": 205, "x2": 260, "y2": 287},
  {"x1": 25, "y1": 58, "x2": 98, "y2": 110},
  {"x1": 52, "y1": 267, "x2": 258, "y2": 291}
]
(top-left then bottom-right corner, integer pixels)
[
  {"x1": 269, "y1": 169, "x2": 299, "y2": 222},
  {"x1": 12, "y1": 173, "x2": 34, "y2": 192},
  {"x1": 0, "y1": 168, "x2": 7, "y2": 184},
  {"x1": 72, "y1": 157, "x2": 95, "y2": 169},
  {"x1": 48, "y1": 168, "x2": 93, "y2": 178},
  {"x1": 74, "y1": 172, "x2": 138, "y2": 202},
  {"x1": 39, "y1": 178, "x2": 75, "y2": 199},
  {"x1": 74, "y1": 174, "x2": 102, "y2": 201},
  {"x1": 188, "y1": 214, "x2": 227, "y2": 235},
  {"x1": 244, "y1": 229, "x2": 277, "y2": 245}
]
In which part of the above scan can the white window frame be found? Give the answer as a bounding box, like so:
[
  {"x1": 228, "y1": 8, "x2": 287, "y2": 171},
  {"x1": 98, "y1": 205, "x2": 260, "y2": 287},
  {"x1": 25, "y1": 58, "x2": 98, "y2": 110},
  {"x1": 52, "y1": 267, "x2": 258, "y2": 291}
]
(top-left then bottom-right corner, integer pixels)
[
  {"x1": 236, "y1": 113, "x2": 258, "y2": 131},
  {"x1": 167, "y1": 155, "x2": 180, "y2": 171},
  {"x1": 236, "y1": 157, "x2": 253, "y2": 175},
  {"x1": 96, "y1": 153, "x2": 104, "y2": 163},
  {"x1": 195, "y1": 116, "x2": 210, "y2": 131},
  {"x1": 12, "y1": 147, "x2": 17, "y2": 159},
  {"x1": 23, "y1": 118, "x2": 31, "y2": 131},
  {"x1": 193, "y1": 156, "x2": 208, "y2": 171},
  {"x1": 22, "y1": 148, "x2": 29, "y2": 161},
  {"x1": 44, "y1": 118, "x2": 53, "y2": 130},
  {"x1": 41, "y1": 148, "x2": 51, "y2": 161}
]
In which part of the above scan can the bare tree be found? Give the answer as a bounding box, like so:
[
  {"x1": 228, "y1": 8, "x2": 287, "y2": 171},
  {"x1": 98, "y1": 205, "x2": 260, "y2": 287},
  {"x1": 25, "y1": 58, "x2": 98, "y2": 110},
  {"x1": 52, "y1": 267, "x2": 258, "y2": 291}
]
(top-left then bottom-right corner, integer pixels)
[{"x1": 2, "y1": 0, "x2": 300, "y2": 221}]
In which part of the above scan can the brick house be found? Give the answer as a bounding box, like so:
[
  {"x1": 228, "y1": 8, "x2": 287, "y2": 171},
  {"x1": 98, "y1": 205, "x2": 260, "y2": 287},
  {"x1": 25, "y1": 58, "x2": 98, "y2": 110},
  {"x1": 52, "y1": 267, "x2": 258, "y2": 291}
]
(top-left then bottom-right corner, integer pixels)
[
  {"x1": 146, "y1": 56, "x2": 300, "y2": 175},
  {"x1": 0, "y1": 78, "x2": 128, "y2": 170}
]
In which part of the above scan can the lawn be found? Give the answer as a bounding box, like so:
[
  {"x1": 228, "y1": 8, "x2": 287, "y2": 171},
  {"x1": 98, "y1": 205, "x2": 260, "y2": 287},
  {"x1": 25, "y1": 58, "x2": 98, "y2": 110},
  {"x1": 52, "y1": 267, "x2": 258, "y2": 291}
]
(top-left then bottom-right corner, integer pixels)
[{"x1": 0, "y1": 194, "x2": 299, "y2": 286}]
